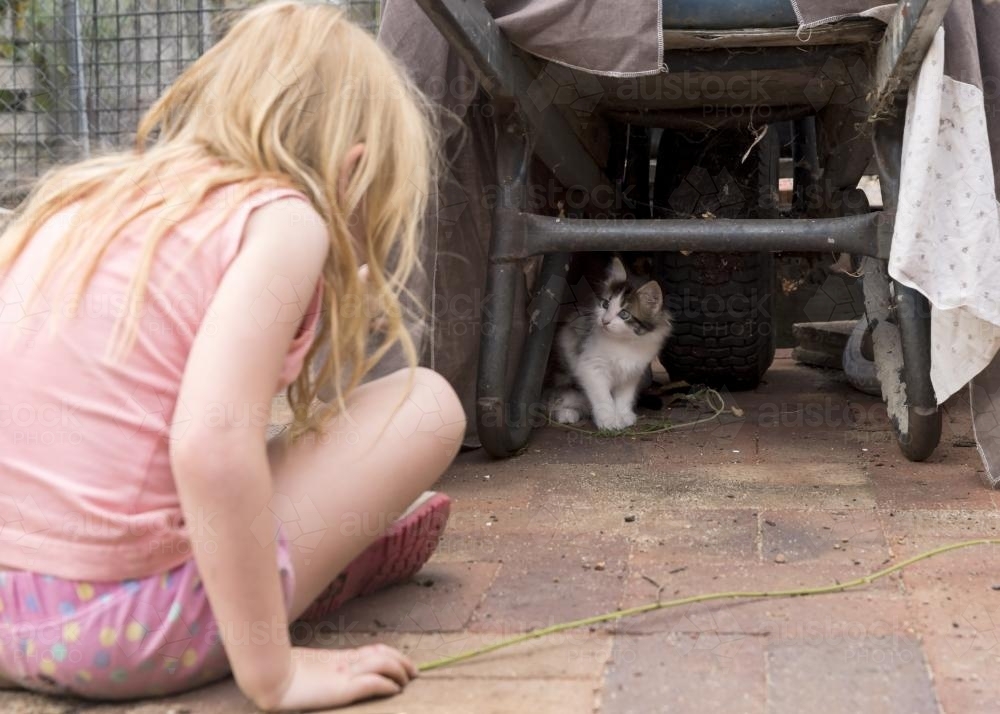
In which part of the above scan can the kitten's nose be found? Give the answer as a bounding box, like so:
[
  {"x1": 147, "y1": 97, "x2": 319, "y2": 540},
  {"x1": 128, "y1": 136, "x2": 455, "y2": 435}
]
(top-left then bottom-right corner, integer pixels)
[{"x1": 601, "y1": 318, "x2": 612, "y2": 327}]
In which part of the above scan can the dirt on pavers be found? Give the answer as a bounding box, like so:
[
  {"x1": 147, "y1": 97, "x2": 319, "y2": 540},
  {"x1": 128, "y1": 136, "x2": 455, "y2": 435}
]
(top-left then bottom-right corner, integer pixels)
[{"x1": 3, "y1": 356, "x2": 999, "y2": 713}]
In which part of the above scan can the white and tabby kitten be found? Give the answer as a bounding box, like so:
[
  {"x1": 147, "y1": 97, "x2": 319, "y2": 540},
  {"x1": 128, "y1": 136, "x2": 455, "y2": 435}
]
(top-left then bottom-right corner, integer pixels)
[{"x1": 546, "y1": 257, "x2": 672, "y2": 430}]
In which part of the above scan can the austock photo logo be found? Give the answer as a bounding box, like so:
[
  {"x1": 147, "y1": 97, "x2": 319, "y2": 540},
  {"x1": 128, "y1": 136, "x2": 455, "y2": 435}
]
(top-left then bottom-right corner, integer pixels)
[
  {"x1": 948, "y1": 376, "x2": 1000, "y2": 450},
  {"x1": 391, "y1": 600, "x2": 473, "y2": 655},
  {"x1": 249, "y1": 63, "x2": 326, "y2": 113},
  {"x1": 390, "y1": 376, "x2": 465, "y2": 445},
  {"x1": 0, "y1": 493, "x2": 51, "y2": 555},
  {"x1": 433, "y1": 176, "x2": 472, "y2": 236},
  {"x1": 250, "y1": 274, "x2": 319, "y2": 331},
  {"x1": 111, "y1": 586, "x2": 213, "y2": 678},
  {"x1": 113, "y1": 386, "x2": 193, "y2": 443},
  {"x1": 0, "y1": 273, "x2": 50, "y2": 335},
  {"x1": 525, "y1": 60, "x2": 783, "y2": 125},
  {"x1": 2, "y1": 397, "x2": 84, "y2": 447},
  {"x1": 251, "y1": 492, "x2": 328, "y2": 566},
  {"x1": 670, "y1": 605, "x2": 747, "y2": 659},
  {"x1": 668, "y1": 166, "x2": 746, "y2": 218},
  {"x1": 802, "y1": 273, "x2": 866, "y2": 323},
  {"x1": 946, "y1": 602, "x2": 1000, "y2": 658},
  {"x1": 526, "y1": 62, "x2": 605, "y2": 124},
  {"x1": 804, "y1": 55, "x2": 870, "y2": 117},
  {"x1": 126, "y1": 165, "x2": 200, "y2": 225}
]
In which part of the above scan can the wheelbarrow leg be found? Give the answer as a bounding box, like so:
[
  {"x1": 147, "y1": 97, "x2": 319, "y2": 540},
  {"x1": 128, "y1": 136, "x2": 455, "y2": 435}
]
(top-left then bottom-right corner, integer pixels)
[
  {"x1": 864, "y1": 120, "x2": 941, "y2": 461},
  {"x1": 477, "y1": 112, "x2": 570, "y2": 457}
]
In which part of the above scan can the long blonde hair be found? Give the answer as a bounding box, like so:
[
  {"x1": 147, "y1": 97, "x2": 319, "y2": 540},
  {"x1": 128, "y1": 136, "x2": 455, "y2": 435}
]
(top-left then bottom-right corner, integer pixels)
[{"x1": 0, "y1": 1, "x2": 437, "y2": 437}]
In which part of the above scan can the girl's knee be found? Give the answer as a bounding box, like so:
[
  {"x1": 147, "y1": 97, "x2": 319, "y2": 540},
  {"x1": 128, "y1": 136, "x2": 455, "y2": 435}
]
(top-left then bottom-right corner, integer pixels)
[
  {"x1": 409, "y1": 367, "x2": 467, "y2": 449},
  {"x1": 375, "y1": 367, "x2": 466, "y2": 459}
]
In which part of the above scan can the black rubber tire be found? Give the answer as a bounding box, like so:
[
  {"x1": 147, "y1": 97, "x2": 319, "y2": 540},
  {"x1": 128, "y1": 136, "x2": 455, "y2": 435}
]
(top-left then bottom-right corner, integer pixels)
[
  {"x1": 653, "y1": 128, "x2": 778, "y2": 390},
  {"x1": 843, "y1": 317, "x2": 881, "y2": 397}
]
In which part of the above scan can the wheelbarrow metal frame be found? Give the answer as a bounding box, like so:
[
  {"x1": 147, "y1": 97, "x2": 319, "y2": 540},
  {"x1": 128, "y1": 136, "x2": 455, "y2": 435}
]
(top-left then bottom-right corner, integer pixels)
[{"x1": 414, "y1": 0, "x2": 953, "y2": 459}]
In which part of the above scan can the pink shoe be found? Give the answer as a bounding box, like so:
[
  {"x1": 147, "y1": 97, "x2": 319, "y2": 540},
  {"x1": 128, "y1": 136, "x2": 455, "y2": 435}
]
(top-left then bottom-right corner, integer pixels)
[{"x1": 298, "y1": 491, "x2": 451, "y2": 621}]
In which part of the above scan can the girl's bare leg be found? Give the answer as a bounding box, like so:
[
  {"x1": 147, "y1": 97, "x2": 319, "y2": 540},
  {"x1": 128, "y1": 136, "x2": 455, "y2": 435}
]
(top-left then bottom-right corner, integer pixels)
[{"x1": 267, "y1": 367, "x2": 465, "y2": 618}]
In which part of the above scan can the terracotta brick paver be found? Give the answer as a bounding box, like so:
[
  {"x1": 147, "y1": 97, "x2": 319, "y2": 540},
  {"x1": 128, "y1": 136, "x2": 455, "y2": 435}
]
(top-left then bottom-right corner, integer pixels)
[{"x1": 5, "y1": 355, "x2": 1000, "y2": 712}]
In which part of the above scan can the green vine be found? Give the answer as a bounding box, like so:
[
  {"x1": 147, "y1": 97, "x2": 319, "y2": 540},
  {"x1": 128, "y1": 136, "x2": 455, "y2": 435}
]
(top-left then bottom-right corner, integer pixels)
[{"x1": 420, "y1": 539, "x2": 1000, "y2": 672}]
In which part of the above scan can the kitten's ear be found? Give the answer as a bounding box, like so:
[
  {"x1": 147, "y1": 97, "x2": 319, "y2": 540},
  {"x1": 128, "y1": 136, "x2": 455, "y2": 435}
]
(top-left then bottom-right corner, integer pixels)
[
  {"x1": 636, "y1": 280, "x2": 663, "y2": 314},
  {"x1": 607, "y1": 257, "x2": 627, "y2": 284}
]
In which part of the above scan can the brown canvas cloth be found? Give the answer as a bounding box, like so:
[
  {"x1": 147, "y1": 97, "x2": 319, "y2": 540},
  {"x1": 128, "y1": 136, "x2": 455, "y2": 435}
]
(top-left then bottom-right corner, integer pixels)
[
  {"x1": 484, "y1": 0, "x2": 663, "y2": 76},
  {"x1": 379, "y1": 1, "x2": 662, "y2": 107},
  {"x1": 792, "y1": 1, "x2": 896, "y2": 26}
]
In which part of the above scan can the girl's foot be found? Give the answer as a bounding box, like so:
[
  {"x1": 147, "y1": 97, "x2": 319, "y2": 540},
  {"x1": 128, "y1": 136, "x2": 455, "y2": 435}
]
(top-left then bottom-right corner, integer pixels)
[{"x1": 298, "y1": 491, "x2": 451, "y2": 621}]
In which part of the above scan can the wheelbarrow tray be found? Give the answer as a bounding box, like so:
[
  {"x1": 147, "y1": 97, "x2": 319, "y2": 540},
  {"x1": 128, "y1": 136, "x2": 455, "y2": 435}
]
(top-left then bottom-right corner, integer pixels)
[{"x1": 598, "y1": 19, "x2": 886, "y2": 130}]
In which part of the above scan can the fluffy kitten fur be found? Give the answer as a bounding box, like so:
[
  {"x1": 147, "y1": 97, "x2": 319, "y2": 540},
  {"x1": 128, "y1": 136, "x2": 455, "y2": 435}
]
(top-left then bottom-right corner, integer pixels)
[{"x1": 546, "y1": 257, "x2": 672, "y2": 430}]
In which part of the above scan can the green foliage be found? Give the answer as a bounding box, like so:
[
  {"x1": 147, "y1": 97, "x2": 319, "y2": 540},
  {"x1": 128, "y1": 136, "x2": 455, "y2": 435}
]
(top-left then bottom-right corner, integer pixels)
[{"x1": 0, "y1": 0, "x2": 65, "y2": 117}]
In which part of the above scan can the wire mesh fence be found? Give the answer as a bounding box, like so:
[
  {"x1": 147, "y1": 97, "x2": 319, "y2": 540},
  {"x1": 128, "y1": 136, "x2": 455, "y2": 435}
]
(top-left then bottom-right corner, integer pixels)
[{"x1": 0, "y1": 0, "x2": 381, "y2": 203}]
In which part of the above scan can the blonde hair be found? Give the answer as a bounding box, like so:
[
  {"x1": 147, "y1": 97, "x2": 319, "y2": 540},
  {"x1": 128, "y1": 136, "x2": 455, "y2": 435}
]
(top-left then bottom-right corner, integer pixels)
[{"x1": 0, "y1": 1, "x2": 437, "y2": 437}]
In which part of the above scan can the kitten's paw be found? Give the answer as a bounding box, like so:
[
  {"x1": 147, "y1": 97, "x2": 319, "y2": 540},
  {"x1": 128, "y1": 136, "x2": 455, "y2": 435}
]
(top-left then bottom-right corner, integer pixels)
[
  {"x1": 615, "y1": 410, "x2": 637, "y2": 429},
  {"x1": 591, "y1": 406, "x2": 618, "y2": 431},
  {"x1": 552, "y1": 408, "x2": 582, "y2": 424},
  {"x1": 593, "y1": 409, "x2": 628, "y2": 431},
  {"x1": 594, "y1": 409, "x2": 636, "y2": 431}
]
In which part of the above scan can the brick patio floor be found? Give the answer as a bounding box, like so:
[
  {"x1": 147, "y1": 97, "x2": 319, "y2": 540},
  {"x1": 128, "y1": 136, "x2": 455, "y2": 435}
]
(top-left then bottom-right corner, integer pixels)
[{"x1": 6, "y1": 352, "x2": 1000, "y2": 713}]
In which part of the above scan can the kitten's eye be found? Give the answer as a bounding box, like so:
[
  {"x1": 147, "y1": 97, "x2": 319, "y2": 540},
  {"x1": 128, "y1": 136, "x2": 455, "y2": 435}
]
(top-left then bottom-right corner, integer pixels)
[
  {"x1": 618, "y1": 309, "x2": 631, "y2": 320},
  {"x1": 600, "y1": 299, "x2": 610, "y2": 309}
]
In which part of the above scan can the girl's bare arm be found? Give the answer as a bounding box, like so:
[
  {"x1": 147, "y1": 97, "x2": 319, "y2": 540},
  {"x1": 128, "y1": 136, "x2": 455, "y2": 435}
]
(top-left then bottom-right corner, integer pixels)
[{"x1": 170, "y1": 197, "x2": 327, "y2": 705}]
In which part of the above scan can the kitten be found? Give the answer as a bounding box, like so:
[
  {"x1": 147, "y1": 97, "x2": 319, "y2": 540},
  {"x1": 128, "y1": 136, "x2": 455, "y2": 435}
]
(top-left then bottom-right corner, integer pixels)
[{"x1": 546, "y1": 257, "x2": 672, "y2": 431}]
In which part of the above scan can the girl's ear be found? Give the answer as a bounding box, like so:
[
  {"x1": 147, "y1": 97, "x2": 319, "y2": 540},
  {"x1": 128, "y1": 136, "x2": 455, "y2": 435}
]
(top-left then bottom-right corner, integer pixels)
[{"x1": 339, "y1": 143, "x2": 366, "y2": 201}]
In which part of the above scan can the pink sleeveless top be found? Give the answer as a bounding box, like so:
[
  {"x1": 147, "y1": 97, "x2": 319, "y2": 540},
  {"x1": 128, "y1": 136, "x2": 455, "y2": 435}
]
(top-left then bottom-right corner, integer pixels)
[{"x1": 0, "y1": 186, "x2": 322, "y2": 580}]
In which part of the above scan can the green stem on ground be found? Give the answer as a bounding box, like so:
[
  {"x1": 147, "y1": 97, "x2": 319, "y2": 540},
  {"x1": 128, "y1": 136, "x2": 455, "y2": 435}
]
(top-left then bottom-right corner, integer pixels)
[
  {"x1": 546, "y1": 388, "x2": 729, "y2": 437},
  {"x1": 418, "y1": 539, "x2": 1000, "y2": 672}
]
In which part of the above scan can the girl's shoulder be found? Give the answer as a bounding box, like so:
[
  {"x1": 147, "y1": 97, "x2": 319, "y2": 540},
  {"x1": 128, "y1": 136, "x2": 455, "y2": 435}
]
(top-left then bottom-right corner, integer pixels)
[
  {"x1": 244, "y1": 193, "x2": 329, "y2": 255},
  {"x1": 208, "y1": 186, "x2": 328, "y2": 270}
]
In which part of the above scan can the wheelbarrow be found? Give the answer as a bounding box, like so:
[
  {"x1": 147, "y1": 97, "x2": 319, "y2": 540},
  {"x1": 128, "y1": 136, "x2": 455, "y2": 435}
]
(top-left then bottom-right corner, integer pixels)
[{"x1": 412, "y1": 0, "x2": 952, "y2": 461}]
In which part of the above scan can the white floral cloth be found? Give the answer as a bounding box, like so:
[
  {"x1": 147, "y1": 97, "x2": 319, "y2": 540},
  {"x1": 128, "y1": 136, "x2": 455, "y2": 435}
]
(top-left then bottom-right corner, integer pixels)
[{"x1": 891, "y1": 29, "x2": 1000, "y2": 404}]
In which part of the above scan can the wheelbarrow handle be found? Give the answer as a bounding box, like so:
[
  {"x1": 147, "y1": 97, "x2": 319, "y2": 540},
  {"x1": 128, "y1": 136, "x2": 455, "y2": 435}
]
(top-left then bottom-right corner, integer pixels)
[
  {"x1": 412, "y1": 0, "x2": 605, "y2": 194},
  {"x1": 870, "y1": 0, "x2": 955, "y2": 120}
]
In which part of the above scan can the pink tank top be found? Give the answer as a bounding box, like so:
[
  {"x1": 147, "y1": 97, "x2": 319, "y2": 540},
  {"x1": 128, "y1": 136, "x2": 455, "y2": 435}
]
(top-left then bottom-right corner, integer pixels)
[{"x1": 0, "y1": 186, "x2": 322, "y2": 580}]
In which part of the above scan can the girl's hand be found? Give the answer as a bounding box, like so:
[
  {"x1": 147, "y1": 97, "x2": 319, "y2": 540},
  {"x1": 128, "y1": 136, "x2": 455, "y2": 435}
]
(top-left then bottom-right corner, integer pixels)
[
  {"x1": 263, "y1": 645, "x2": 418, "y2": 711},
  {"x1": 357, "y1": 264, "x2": 387, "y2": 334}
]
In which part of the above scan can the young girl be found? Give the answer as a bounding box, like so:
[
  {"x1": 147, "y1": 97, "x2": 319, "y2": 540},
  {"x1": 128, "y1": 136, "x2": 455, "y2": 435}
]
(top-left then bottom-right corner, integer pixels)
[{"x1": 0, "y1": 2, "x2": 466, "y2": 710}]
